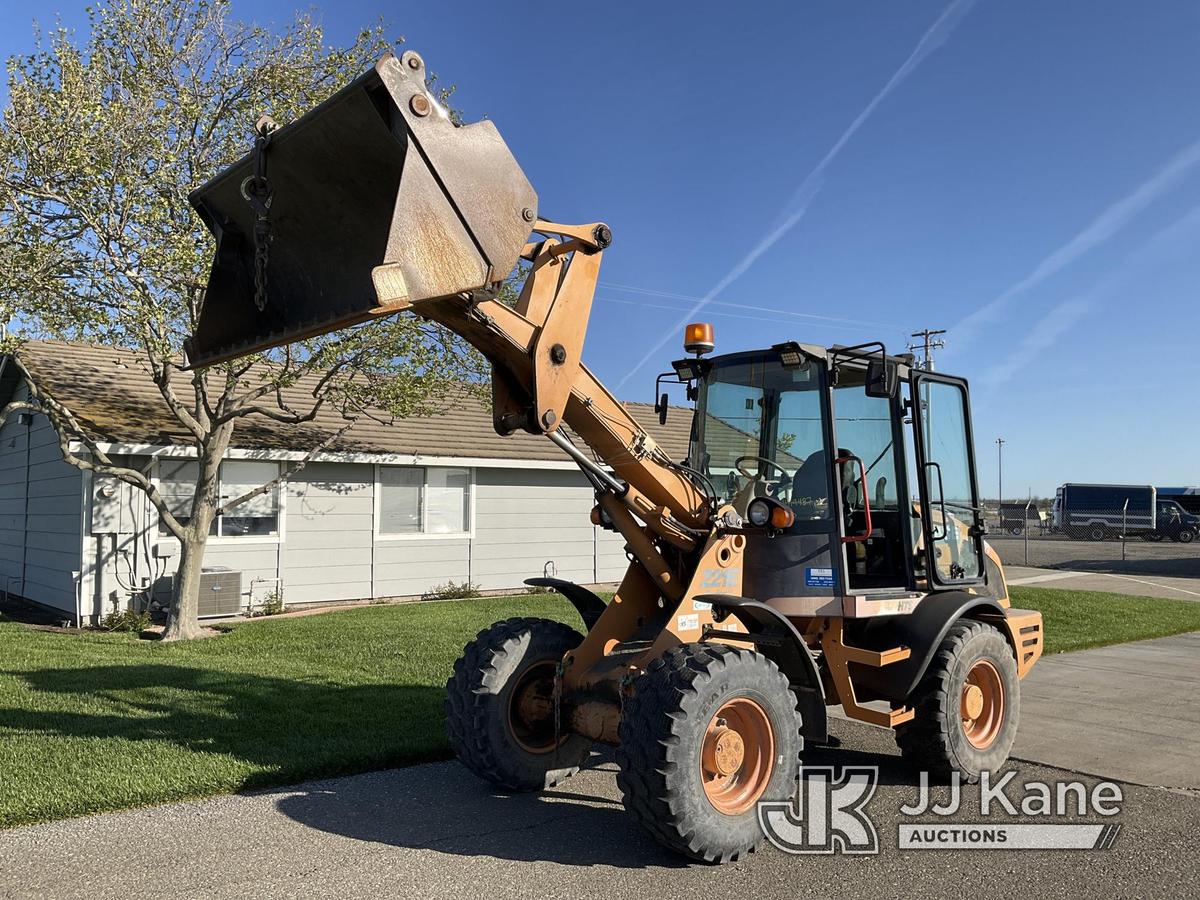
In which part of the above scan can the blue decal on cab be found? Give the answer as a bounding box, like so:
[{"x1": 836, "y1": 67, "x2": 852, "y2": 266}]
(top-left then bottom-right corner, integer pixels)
[{"x1": 805, "y1": 567, "x2": 835, "y2": 588}]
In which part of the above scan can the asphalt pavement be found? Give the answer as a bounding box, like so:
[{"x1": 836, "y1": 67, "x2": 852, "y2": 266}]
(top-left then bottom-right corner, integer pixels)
[
  {"x1": 2, "y1": 630, "x2": 1198, "y2": 899},
  {"x1": 990, "y1": 532, "x2": 1200, "y2": 579},
  {"x1": 1003, "y1": 564, "x2": 1200, "y2": 601}
]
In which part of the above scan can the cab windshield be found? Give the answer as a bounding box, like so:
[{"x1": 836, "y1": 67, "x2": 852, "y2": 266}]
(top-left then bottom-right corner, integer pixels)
[{"x1": 689, "y1": 355, "x2": 831, "y2": 519}]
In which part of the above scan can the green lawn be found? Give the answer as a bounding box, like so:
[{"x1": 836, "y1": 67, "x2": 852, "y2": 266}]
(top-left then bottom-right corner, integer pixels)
[
  {"x1": 1010, "y1": 585, "x2": 1200, "y2": 653},
  {"x1": 1, "y1": 586, "x2": 1198, "y2": 829},
  {"x1": 0, "y1": 595, "x2": 581, "y2": 829}
]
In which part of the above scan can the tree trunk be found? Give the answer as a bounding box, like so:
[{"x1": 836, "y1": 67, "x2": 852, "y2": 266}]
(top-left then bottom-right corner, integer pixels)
[
  {"x1": 162, "y1": 532, "x2": 208, "y2": 641},
  {"x1": 161, "y1": 442, "x2": 225, "y2": 641}
]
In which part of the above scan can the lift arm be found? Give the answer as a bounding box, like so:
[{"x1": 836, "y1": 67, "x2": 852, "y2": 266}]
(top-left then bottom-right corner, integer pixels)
[
  {"x1": 186, "y1": 50, "x2": 711, "y2": 544},
  {"x1": 383, "y1": 219, "x2": 711, "y2": 541}
]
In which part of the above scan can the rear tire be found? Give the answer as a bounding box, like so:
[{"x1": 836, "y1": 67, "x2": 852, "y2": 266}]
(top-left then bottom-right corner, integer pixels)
[
  {"x1": 616, "y1": 644, "x2": 802, "y2": 863},
  {"x1": 1144, "y1": 532, "x2": 1164, "y2": 542},
  {"x1": 1087, "y1": 525, "x2": 1107, "y2": 541},
  {"x1": 896, "y1": 620, "x2": 1019, "y2": 783},
  {"x1": 444, "y1": 617, "x2": 591, "y2": 791}
]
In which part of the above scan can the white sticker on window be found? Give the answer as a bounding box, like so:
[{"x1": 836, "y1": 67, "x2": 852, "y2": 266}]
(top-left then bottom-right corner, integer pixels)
[
  {"x1": 693, "y1": 599, "x2": 712, "y2": 611},
  {"x1": 676, "y1": 613, "x2": 700, "y2": 632}
]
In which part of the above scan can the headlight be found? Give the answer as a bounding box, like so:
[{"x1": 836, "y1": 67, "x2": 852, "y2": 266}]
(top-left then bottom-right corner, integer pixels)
[
  {"x1": 746, "y1": 498, "x2": 795, "y2": 531},
  {"x1": 747, "y1": 499, "x2": 771, "y2": 527}
]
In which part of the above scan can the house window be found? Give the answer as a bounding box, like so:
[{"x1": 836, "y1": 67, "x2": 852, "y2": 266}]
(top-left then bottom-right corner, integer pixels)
[
  {"x1": 379, "y1": 466, "x2": 470, "y2": 536},
  {"x1": 158, "y1": 459, "x2": 281, "y2": 538}
]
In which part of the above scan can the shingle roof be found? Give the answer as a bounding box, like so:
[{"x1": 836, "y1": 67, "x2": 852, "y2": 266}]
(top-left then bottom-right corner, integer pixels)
[{"x1": 9, "y1": 341, "x2": 693, "y2": 463}]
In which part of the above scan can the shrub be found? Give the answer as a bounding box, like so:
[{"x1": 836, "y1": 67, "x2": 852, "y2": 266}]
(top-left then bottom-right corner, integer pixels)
[
  {"x1": 99, "y1": 602, "x2": 152, "y2": 633},
  {"x1": 250, "y1": 589, "x2": 286, "y2": 618},
  {"x1": 421, "y1": 580, "x2": 482, "y2": 601}
]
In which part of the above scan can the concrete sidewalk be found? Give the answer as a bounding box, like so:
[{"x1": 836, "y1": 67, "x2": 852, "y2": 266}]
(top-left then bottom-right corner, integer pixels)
[
  {"x1": 1004, "y1": 565, "x2": 1200, "y2": 601},
  {"x1": 1012, "y1": 631, "x2": 1200, "y2": 789}
]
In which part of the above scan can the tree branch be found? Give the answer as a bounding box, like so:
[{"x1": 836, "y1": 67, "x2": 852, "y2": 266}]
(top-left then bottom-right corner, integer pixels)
[{"x1": 216, "y1": 417, "x2": 358, "y2": 516}]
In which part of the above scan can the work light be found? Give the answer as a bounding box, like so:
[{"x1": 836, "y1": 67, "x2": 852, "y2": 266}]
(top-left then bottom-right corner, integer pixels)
[{"x1": 772, "y1": 341, "x2": 806, "y2": 368}]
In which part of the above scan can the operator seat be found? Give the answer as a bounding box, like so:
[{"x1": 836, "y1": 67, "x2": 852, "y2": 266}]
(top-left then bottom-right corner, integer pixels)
[{"x1": 791, "y1": 448, "x2": 856, "y2": 510}]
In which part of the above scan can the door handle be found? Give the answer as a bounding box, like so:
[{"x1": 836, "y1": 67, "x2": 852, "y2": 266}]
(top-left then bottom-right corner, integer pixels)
[{"x1": 923, "y1": 460, "x2": 948, "y2": 541}]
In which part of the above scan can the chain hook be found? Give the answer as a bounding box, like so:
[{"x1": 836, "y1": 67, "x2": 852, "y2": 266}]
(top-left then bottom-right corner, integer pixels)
[{"x1": 239, "y1": 115, "x2": 279, "y2": 312}]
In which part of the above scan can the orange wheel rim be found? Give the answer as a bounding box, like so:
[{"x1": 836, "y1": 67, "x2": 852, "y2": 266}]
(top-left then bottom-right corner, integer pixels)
[
  {"x1": 506, "y1": 661, "x2": 560, "y2": 754},
  {"x1": 961, "y1": 659, "x2": 1005, "y2": 749},
  {"x1": 700, "y1": 697, "x2": 775, "y2": 815}
]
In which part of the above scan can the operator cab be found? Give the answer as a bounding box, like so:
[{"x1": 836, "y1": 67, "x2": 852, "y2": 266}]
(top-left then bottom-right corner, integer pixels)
[{"x1": 681, "y1": 337, "x2": 988, "y2": 608}]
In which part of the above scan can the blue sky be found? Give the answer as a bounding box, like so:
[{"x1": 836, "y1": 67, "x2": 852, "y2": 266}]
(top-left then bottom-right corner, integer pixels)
[{"x1": 2, "y1": 0, "x2": 1198, "y2": 497}]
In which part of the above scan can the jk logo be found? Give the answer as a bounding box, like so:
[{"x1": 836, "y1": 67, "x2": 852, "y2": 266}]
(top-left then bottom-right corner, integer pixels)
[{"x1": 758, "y1": 766, "x2": 880, "y2": 855}]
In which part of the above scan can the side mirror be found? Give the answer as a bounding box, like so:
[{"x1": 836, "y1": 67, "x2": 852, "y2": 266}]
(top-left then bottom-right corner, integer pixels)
[
  {"x1": 865, "y1": 358, "x2": 898, "y2": 398},
  {"x1": 655, "y1": 392, "x2": 669, "y2": 425}
]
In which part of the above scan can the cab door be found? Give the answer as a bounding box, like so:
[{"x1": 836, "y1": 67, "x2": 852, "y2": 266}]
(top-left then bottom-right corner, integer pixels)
[{"x1": 910, "y1": 373, "x2": 985, "y2": 587}]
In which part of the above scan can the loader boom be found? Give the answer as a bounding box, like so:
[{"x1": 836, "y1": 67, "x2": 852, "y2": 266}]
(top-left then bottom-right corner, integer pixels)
[{"x1": 379, "y1": 227, "x2": 713, "y2": 543}]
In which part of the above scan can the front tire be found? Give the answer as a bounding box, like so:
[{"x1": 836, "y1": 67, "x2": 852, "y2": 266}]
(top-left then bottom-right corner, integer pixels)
[
  {"x1": 1178, "y1": 528, "x2": 1196, "y2": 544},
  {"x1": 616, "y1": 644, "x2": 802, "y2": 863},
  {"x1": 444, "y1": 617, "x2": 591, "y2": 791},
  {"x1": 896, "y1": 620, "x2": 1019, "y2": 783}
]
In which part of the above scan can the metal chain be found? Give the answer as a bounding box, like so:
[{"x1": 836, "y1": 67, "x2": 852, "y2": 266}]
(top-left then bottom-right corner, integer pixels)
[{"x1": 239, "y1": 116, "x2": 278, "y2": 312}]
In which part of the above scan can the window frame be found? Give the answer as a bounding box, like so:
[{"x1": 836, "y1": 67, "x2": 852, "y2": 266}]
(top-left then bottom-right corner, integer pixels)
[
  {"x1": 373, "y1": 464, "x2": 475, "y2": 541},
  {"x1": 154, "y1": 458, "x2": 286, "y2": 545}
]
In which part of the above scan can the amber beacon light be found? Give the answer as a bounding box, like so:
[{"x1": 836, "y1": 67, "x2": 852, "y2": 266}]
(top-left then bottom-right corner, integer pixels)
[{"x1": 684, "y1": 322, "x2": 715, "y2": 356}]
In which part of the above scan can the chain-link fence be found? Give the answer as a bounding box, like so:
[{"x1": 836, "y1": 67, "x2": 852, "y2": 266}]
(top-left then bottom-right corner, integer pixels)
[{"x1": 983, "y1": 496, "x2": 1200, "y2": 579}]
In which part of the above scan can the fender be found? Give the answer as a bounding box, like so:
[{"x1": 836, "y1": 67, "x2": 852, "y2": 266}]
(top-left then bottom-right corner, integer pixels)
[
  {"x1": 696, "y1": 593, "x2": 827, "y2": 744},
  {"x1": 848, "y1": 591, "x2": 1007, "y2": 703},
  {"x1": 524, "y1": 578, "x2": 607, "y2": 630}
]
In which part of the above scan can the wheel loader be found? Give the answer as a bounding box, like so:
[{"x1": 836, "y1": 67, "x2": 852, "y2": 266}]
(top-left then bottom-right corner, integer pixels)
[{"x1": 187, "y1": 51, "x2": 1044, "y2": 863}]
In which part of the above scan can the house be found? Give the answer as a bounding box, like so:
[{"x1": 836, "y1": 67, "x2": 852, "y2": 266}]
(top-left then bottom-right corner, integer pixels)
[{"x1": 0, "y1": 341, "x2": 691, "y2": 624}]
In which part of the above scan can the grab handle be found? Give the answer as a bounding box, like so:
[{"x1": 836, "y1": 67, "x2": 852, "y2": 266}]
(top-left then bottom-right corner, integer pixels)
[{"x1": 836, "y1": 455, "x2": 873, "y2": 544}]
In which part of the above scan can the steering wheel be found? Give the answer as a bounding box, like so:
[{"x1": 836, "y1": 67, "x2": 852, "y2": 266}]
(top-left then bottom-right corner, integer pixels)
[{"x1": 734, "y1": 456, "x2": 792, "y2": 493}]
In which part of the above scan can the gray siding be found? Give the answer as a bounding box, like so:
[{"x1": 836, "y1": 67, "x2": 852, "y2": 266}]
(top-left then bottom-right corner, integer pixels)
[
  {"x1": 0, "y1": 381, "x2": 82, "y2": 615},
  {"x1": 283, "y1": 462, "x2": 374, "y2": 603},
  {"x1": 473, "y1": 468, "x2": 597, "y2": 589},
  {"x1": 121, "y1": 457, "x2": 635, "y2": 614}
]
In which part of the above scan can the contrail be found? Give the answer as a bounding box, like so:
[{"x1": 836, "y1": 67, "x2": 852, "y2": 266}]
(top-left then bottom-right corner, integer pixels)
[
  {"x1": 598, "y1": 295, "x2": 888, "y2": 333},
  {"x1": 778, "y1": 0, "x2": 977, "y2": 214},
  {"x1": 978, "y1": 297, "x2": 1093, "y2": 388},
  {"x1": 979, "y1": 201, "x2": 1200, "y2": 386},
  {"x1": 615, "y1": 0, "x2": 978, "y2": 392},
  {"x1": 600, "y1": 282, "x2": 900, "y2": 328},
  {"x1": 954, "y1": 134, "x2": 1200, "y2": 347}
]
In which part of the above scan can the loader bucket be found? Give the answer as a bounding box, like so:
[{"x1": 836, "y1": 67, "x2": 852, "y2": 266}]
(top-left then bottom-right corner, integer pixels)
[{"x1": 186, "y1": 50, "x2": 537, "y2": 367}]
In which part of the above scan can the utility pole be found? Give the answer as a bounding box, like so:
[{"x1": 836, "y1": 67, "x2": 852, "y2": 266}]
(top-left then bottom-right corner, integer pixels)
[
  {"x1": 908, "y1": 328, "x2": 946, "y2": 371},
  {"x1": 996, "y1": 437, "x2": 1005, "y2": 524}
]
